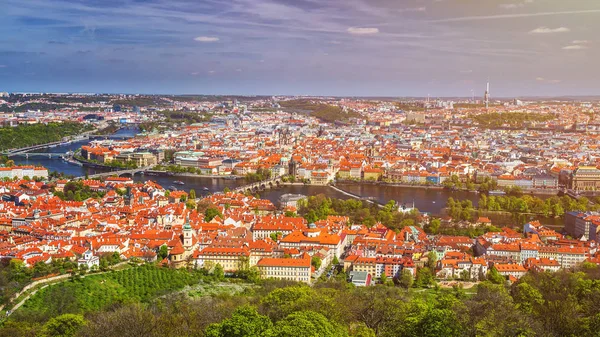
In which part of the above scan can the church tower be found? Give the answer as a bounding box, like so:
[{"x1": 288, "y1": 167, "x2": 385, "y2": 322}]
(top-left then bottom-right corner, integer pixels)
[{"x1": 183, "y1": 215, "x2": 193, "y2": 249}]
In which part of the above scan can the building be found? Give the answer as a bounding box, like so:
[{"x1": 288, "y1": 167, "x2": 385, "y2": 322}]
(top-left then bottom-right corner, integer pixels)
[
  {"x1": 564, "y1": 212, "x2": 600, "y2": 241},
  {"x1": 114, "y1": 152, "x2": 157, "y2": 167},
  {"x1": 494, "y1": 263, "x2": 527, "y2": 279},
  {"x1": 348, "y1": 271, "x2": 372, "y2": 286},
  {"x1": 571, "y1": 166, "x2": 600, "y2": 191},
  {"x1": 256, "y1": 252, "x2": 311, "y2": 283},
  {"x1": 78, "y1": 250, "x2": 100, "y2": 269},
  {"x1": 194, "y1": 247, "x2": 250, "y2": 271}
]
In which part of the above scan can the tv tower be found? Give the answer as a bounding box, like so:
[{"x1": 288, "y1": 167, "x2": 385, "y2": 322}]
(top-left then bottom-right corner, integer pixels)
[{"x1": 484, "y1": 82, "x2": 490, "y2": 109}]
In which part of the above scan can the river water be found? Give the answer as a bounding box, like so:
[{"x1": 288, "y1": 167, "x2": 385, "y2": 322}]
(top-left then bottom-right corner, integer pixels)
[{"x1": 12, "y1": 127, "x2": 564, "y2": 229}]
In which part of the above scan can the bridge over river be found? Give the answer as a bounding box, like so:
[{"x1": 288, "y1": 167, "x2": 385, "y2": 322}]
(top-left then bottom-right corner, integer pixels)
[{"x1": 8, "y1": 152, "x2": 68, "y2": 159}]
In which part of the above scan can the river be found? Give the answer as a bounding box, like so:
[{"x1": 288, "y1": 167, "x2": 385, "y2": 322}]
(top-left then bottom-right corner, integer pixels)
[
  {"x1": 12, "y1": 128, "x2": 138, "y2": 177},
  {"x1": 12, "y1": 127, "x2": 564, "y2": 229}
]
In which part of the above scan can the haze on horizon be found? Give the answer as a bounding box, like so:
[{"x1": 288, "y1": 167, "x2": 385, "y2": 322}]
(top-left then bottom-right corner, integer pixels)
[{"x1": 1, "y1": 0, "x2": 599, "y2": 97}]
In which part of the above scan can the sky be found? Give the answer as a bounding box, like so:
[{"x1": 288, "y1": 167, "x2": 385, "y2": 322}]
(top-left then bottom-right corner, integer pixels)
[{"x1": 1, "y1": 0, "x2": 599, "y2": 97}]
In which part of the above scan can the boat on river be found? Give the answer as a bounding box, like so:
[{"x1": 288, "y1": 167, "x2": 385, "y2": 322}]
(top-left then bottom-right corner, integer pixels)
[{"x1": 173, "y1": 180, "x2": 185, "y2": 185}]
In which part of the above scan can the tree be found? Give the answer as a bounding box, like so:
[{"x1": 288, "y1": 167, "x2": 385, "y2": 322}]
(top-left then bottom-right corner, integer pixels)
[
  {"x1": 269, "y1": 231, "x2": 282, "y2": 242},
  {"x1": 380, "y1": 272, "x2": 388, "y2": 285},
  {"x1": 205, "y1": 306, "x2": 273, "y2": 337},
  {"x1": 399, "y1": 269, "x2": 414, "y2": 291},
  {"x1": 459, "y1": 270, "x2": 470, "y2": 281},
  {"x1": 189, "y1": 189, "x2": 196, "y2": 200},
  {"x1": 311, "y1": 256, "x2": 322, "y2": 270},
  {"x1": 205, "y1": 207, "x2": 223, "y2": 222},
  {"x1": 425, "y1": 218, "x2": 441, "y2": 234},
  {"x1": 512, "y1": 282, "x2": 544, "y2": 315},
  {"x1": 487, "y1": 267, "x2": 505, "y2": 284},
  {"x1": 158, "y1": 245, "x2": 169, "y2": 260},
  {"x1": 266, "y1": 310, "x2": 348, "y2": 337},
  {"x1": 416, "y1": 267, "x2": 434, "y2": 287},
  {"x1": 213, "y1": 263, "x2": 225, "y2": 281},
  {"x1": 223, "y1": 187, "x2": 231, "y2": 193},
  {"x1": 42, "y1": 314, "x2": 86, "y2": 337},
  {"x1": 426, "y1": 252, "x2": 437, "y2": 270}
]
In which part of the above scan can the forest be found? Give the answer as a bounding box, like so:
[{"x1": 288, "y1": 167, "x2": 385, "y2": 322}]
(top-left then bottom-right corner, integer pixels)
[
  {"x1": 472, "y1": 112, "x2": 556, "y2": 128},
  {"x1": 3, "y1": 262, "x2": 600, "y2": 337},
  {"x1": 0, "y1": 122, "x2": 93, "y2": 151},
  {"x1": 446, "y1": 194, "x2": 595, "y2": 222},
  {"x1": 279, "y1": 99, "x2": 361, "y2": 123}
]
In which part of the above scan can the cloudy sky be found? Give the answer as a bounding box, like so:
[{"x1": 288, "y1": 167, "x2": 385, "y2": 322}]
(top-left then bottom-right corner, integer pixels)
[{"x1": 1, "y1": 0, "x2": 599, "y2": 97}]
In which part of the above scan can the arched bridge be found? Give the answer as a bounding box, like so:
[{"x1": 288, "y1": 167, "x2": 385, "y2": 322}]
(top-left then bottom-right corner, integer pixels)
[
  {"x1": 77, "y1": 166, "x2": 154, "y2": 180},
  {"x1": 232, "y1": 176, "x2": 283, "y2": 194},
  {"x1": 8, "y1": 153, "x2": 67, "y2": 158}
]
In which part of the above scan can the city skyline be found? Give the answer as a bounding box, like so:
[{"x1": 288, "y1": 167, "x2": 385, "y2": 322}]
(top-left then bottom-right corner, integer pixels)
[{"x1": 1, "y1": 0, "x2": 599, "y2": 96}]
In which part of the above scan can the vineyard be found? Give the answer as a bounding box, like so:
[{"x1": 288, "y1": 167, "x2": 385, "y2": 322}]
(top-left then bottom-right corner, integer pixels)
[{"x1": 15, "y1": 265, "x2": 207, "y2": 319}]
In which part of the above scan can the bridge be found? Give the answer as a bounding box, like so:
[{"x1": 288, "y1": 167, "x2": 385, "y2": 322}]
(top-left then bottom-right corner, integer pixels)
[
  {"x1": 232, "y1": 176, "x2": 283, "y2": 194},
  {"x1": 2, "y1": 141, "x2": 68, "y2": 157},
  {"x1": 9, "y1": 152, "x2": 67, "y2": 158},
  {"x1": 77, "y1": 165, "x2": 154, "y2": 180},
  {"x1": 88, "y1": 135, "x2": 133, "y2": 141}
]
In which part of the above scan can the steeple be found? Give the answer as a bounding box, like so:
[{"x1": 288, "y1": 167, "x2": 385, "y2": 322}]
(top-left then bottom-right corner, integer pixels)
[
  {"x1": 183, "y1": 214, "x2": 193, "y2": 249},
  {"x1": 183, "y1": 213, "x2": 191, "y2": 231}
]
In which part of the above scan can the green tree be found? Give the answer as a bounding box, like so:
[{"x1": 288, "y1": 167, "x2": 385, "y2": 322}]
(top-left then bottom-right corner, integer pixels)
[
  {"x1": 311, "y1": 256, "x2": 322, "y2": 270},
  {"x1": 425, "y1": 218, "x2": 441, "y2": 234},
  {"x1": 266, "y1": 310, "x2": 348, "y2": 337},
  {"x1": 399, "y1": 269, "x2": 414, "y2": 291},
  {"x1": 205, "y1": 207, "x2": 223, "y2": 222},
  {"x1": 41, "y1": 314, "x2": 86, "y2": 337},
  {"x1": 512, "y1": 282, "x2": 544, "y2": 315},
  {"x1": 213, "y1": 263, "x2": 225, "y2": 281},
  {"x1": 205, "y1": 306, "x2": 273, "y2": 337},
  {"x1": 158, "y1": 245, "x2": 169, "y2": 260},
  {"x1": 487, "y1": 267, "x2": 505, "y2": 284},
  {"x1": 416, "y1": 267, "x2": 434, "y2": 287}
]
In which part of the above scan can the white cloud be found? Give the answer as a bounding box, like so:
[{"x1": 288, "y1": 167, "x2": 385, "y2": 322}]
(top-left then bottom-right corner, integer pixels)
[
  {"x1": 529, "y1": 26, "x2": 570, "y2": 34},
  {"x1": 208, "y1": 70, "x2": 216, "y2": 74},
  {"x1": 499, "y1": 4, "x2": 523, "y2": 9},
  {"x1": 235, "y1": 68, "x2": 242, "y2": 72},
  {"x1": 194, "y1": 36, "x2": 219, "y2": 42},
  {"x1": 572, "y1": 40, "x2": 589, "y2": 44},
  {"x1": 432, "y1": 10, "x2": 600, "y2": 23},
  {"x1": 347, "y1": 27, "x2": 379, "y2": 35},
  {"x1": 536, "y1": 77, "x2": 561, "y2": 83},
  {"x1": 402, "y1": 7, "x2": 426, "y2": 12},
  {"x1": 190, "y1": 72, "x2": 200, "y2": 76},
  {"x1": 0, "y1": 65, "x2": 6, "y2": 68},
  {"x1": 562, "y1": 45, "x2": 587, "y2": 50},
  {"x1": 460, "y1": 69, "x2": 473, "y2": 74}
]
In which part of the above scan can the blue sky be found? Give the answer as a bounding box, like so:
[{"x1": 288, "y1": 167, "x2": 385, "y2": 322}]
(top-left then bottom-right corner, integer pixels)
[{"x1": 1, "y1": 0, "x2": 599, "y2": 97}]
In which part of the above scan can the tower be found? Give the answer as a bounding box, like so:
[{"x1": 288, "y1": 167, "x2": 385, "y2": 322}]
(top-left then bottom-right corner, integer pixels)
[
  {"x1": 484, "y1": 82, "x2": 490, "y2": 109},
  {"x1": 183, "y1": 215, "x2": 193, "y2": 249}
]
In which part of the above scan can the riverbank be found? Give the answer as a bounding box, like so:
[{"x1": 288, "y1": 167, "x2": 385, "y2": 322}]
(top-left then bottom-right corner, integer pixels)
[
  {"x1": 336, "y1": 180, "x2": 561, "y2": 196},
  {"x1": 145, "y1": 170, "x2": 244, "y2": 180},
  {"x1": 336, "y1": 180, "x2": 445, "y2": 190}
]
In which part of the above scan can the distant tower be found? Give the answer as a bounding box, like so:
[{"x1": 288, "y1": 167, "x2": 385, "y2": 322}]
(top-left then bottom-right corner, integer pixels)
[
  {"x1": 484, "y1": 82, "x2": 490, "y2": 109},
  {"x1": 183, "y1": 215, "x2": 193, "y2": 249}
]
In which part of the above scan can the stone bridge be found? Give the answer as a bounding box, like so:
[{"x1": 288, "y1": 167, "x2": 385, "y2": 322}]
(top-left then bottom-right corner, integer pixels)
[
  {"x1": 77, "y1": 166, "x2": 154, "y2": 180},
  {"x1": 232, "y1": 176, "x2": 283, "y2": 194},
  {"x1": 9, "y1": 152, "x2": 67, "y2": 158}
]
